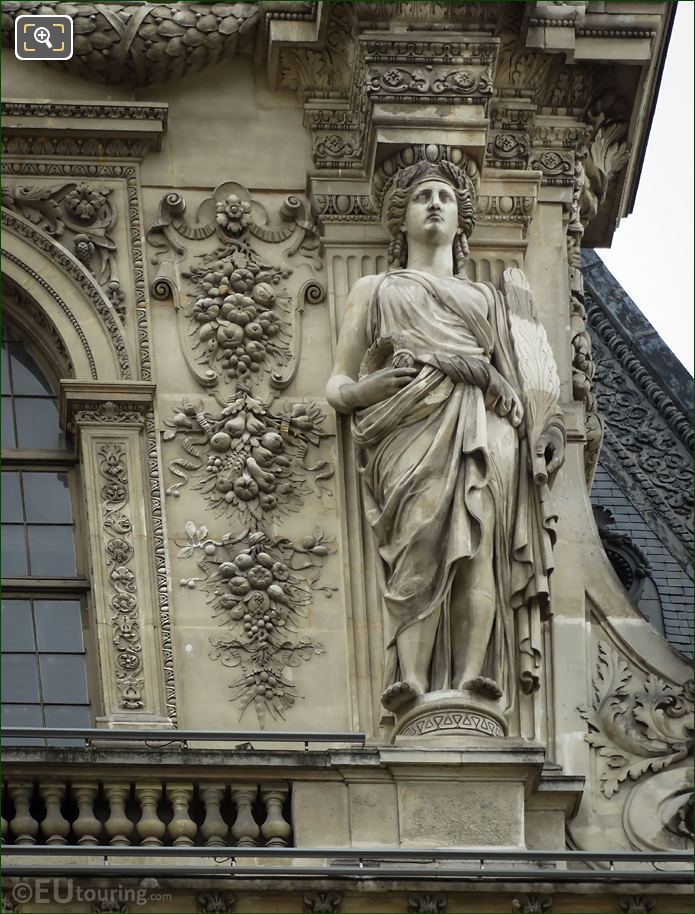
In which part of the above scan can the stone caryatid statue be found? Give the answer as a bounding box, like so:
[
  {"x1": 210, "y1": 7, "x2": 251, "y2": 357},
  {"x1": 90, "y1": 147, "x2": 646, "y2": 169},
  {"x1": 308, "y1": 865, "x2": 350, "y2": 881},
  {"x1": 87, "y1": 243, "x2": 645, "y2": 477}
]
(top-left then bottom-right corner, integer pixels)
[{"x1": 326, "y1": 157, "x2": 565, "y2": 739}]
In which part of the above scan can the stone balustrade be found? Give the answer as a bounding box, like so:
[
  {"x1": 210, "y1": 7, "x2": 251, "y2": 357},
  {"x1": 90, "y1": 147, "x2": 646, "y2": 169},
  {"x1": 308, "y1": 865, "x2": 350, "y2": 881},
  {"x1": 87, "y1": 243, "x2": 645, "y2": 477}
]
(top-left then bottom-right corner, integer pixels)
[{"x1": 1, "y1": 778, "x2": 292, "y2": 848}]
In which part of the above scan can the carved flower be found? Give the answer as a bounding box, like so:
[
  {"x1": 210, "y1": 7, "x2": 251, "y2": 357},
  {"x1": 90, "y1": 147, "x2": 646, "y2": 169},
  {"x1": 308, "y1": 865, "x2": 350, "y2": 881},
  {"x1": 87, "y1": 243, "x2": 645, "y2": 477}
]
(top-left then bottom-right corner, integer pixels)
[
  {"x1": 538, "y1": 151, "x2": 563, "y2": 171},
  {"x1": 495, "y1": 133, "x2": 518, "y2": 153},
  {"x1": 382, "y1": 67, "x2": 405, "y2": 88},
  {"x1": 64, "y1": 183, "x2": 109, "y2": 221},
  {"x1": 111, "y1": 593, "x2": 137, "y2": 614},
  {"x1": 107, "y1": 538, "x2": 132, "y2": 564},
  {"x1": 247, "y1": 566, "x2": 273, "y2": 590},
  {"x1": 117, "y1": 650, "x2": 140, "y2": 671},
  {"x1": 453, "y1": 70, "x2": 475, "y2": 90},
  {"x1": 272, "y1": 562, "x2": 289, "y2": 581},
  {"x1": 102, "y1": 482, "x2": 126, "y2": 503},
  {"x1": 215, "y1": 194, "x2": 252, "y2": 237},
  {"x1": 110, "y1": 566, "x2": 135, "y2": 587}
]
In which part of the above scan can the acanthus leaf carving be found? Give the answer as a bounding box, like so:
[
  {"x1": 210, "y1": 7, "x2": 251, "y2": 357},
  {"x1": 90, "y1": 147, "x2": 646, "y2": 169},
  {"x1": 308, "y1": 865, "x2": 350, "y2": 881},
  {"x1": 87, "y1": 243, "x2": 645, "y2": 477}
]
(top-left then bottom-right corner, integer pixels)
[
  {"x1": 177, "y1": 523, "x2": 333, "y2": 728},
  {"x1": 408, "y1": 894, "x2": 447, "y2": 914},
  {"x1": 303, "y1": 892, "x2": 342, "y2": 914},
  {"x1": 196, "y1": 892, "x2": 236, "y2": 914},
  {"x1": 511, "y1": 896, "x2": 553, "y2": 914},
  {"x1": 579, "y1": 641, "x2": 693, "y2": 800}
]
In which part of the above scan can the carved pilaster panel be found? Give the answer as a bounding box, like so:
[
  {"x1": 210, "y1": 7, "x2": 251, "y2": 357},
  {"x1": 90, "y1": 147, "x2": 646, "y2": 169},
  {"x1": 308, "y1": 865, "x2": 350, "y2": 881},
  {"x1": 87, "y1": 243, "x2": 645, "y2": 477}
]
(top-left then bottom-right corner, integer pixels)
[{"x1": 61, "y1": 382, "x2": 174, "y2": 725}]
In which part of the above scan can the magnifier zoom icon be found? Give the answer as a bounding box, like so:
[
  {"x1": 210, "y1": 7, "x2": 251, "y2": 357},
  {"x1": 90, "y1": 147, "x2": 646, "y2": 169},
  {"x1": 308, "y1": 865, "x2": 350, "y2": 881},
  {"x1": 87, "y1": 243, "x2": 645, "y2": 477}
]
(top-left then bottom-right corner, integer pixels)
[{"x1": 34, "y1": 25, "x2": 53, "y2": 48}]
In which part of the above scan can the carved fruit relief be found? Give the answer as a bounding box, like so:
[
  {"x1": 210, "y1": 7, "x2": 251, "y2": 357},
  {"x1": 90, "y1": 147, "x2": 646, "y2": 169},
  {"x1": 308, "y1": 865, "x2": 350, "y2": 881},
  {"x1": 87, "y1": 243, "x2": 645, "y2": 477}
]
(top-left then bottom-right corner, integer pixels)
[{"x1": 178, "y1": 523, "x2": 334, "y2": 727}]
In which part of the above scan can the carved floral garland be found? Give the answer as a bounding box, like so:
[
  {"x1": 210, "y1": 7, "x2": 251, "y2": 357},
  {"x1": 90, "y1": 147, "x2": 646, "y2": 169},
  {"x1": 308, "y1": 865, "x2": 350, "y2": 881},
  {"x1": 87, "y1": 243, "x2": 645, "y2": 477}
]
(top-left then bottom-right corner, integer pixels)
[
  {"x1": 148, "y1": 178, "x2": 332, "y2": 726},
  {"x1": 184, "y1": 244, "x2": 291, "y2": 385},
  {"x1": 178, "y1": 523, "x2": 334, "y2": 726},
  {"x1": 164, "y1": 386, "x2": 332, "y2": 525}
]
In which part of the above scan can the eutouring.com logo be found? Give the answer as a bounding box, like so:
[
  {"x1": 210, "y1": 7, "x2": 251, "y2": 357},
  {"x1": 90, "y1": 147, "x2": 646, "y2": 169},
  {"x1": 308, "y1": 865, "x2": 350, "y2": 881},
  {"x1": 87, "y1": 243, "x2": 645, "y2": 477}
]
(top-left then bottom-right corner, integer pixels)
[{"x1": 7, "y1": 880, "x2": 171, "y2": 907}]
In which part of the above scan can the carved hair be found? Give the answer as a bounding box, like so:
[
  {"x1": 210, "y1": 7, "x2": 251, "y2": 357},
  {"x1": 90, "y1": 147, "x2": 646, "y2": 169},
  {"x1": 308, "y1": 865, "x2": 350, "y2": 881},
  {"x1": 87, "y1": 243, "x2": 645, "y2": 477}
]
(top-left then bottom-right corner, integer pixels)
[{"x1": 384, "y1": 160, "x2": 476, "y2": 275}]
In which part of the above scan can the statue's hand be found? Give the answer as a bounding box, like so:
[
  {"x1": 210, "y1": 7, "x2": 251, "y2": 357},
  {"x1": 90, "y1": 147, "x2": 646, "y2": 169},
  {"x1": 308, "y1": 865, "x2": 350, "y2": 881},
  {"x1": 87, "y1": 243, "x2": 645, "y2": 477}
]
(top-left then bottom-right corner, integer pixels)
[
  {"x1": 535, "y1": 424, "x2": 565, "y2": 477},
  {"x1": 342, "y1": 367, "x2": 418, "y2": 409},
  {"x1": 486, "y1": 374, "x2": 524, "y2": 428}
]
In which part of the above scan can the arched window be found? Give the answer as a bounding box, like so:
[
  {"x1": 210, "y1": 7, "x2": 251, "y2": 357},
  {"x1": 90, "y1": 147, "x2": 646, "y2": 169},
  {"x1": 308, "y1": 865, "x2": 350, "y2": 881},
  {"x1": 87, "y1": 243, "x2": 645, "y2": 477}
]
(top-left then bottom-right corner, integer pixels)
[{"x1": 1, "y1": 328, "x2": 92, "y2": 744}]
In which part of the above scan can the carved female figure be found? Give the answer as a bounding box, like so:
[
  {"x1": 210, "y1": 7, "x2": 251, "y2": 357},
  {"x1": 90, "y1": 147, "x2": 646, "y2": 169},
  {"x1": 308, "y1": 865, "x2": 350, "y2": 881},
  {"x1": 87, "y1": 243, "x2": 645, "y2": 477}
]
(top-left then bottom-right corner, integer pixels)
[{"x1": 326, "y1": 159, "x2": 564, "y2": 723}]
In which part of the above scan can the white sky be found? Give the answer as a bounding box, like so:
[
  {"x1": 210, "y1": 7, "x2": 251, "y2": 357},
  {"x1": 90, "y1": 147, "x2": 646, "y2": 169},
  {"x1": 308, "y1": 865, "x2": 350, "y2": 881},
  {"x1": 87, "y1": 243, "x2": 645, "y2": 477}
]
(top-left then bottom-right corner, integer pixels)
[{"x1": 597, "y1": 1, "x2": 694, "y2": 374}]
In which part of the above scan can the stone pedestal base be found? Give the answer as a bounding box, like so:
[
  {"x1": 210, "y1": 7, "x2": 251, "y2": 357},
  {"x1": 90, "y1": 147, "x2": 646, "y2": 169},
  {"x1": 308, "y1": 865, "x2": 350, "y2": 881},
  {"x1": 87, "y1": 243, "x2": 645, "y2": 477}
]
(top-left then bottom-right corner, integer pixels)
[{"x1": 391, "y1": 689, "x2": 508, "y2": 745}]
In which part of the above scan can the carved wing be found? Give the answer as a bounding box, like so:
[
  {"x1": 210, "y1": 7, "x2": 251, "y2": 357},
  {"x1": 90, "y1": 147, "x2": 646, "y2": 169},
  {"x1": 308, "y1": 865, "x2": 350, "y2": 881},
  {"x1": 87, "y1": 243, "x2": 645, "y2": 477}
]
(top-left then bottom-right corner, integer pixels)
[{"x1": 502, "y1": 267, "x2": 561, "y2": 484}]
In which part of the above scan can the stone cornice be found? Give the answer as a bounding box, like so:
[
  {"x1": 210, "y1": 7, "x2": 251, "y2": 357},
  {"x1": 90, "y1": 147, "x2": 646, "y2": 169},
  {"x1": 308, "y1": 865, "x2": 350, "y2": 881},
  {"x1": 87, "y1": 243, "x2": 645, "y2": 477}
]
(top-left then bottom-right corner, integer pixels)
[{"x1": 1, "y1": 99, "x2": 168, "y2": 158}]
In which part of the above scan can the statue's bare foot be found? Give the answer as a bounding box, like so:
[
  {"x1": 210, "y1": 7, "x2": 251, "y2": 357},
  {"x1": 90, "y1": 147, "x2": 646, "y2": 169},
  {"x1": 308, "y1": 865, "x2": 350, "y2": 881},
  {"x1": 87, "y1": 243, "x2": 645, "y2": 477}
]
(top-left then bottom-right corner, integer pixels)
[
  {"x1": 464, "y1": 676, "x2": 503, "y2": 701},
  {"x1": 381, "y1": 681, "x2": 420, "y2": 712}
]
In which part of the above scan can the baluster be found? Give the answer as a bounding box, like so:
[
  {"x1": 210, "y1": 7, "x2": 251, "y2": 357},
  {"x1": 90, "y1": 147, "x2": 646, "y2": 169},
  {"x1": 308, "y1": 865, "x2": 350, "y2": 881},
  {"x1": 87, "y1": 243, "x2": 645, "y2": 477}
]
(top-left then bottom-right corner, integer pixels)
[
  {"x1": 104, "y1": 783, "x2": 134, "y2": 846},
  {"x1": 200, "y1": 783, "x2": 229, "y2": 847},
  {"x1": 230, "y1": 785, "x2": 260, "y2": 847},
  {"x1": 167, "y1": 782, "x2": 196, "y2": 847},
  {"x1": 260, "y1": 782, "x2": 291, "y2": 847},
  {"x1": 9, "y1": 781, "x2": 38, "y2": 845},
  {"x1": 72, "y1": 782, "x2": 102, "y2": 846},
  {"x1": 40, "y1": 782, "x2": 70, "y2": 845},
  {"x1": 135, "y1": 782, "x2": 166, "y2": 847}
]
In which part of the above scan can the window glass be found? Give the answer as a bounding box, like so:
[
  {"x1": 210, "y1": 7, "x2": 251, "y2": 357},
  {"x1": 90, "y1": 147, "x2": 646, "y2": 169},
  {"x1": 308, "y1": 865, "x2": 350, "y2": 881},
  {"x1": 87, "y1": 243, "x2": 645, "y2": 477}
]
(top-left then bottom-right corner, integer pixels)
[
  {"x1": 27, "y1": 525, "x2": 77, "y2": 576},
  {"x1": 0, "y1": 600, "x2": 34, "y2": 652},
  {"x1": 1, "y1": 397, "x2": 16, "y2": 448},
  {"x1": 1, "y1": 654, "x2": 40, "y2": 702},
  {"x1": 1, "y1": 525, "x2": 28, "y2": 576},
  {"x1": 23, "y1": 472, "x2": 73, "y2": 524},
  {"x1": 1, "y1": 704, "x2": 44, "y2": 746},
  {"x1": 1, "y1": 339, "x2": 10, "y2": 392},
  {"x1": 34, "y1": 600, "x2": 84, "y2": 652},
  {"x1": 8, "y1": 341, "x2": 53, "y2": 396},
  {"x1": 14, "y1": 398, "x2": 64, "y2": 450},
  {"x1": 1, "y1": 472, "x2": 23, "y2": 523},
  {"x1": 39, "y1": 655, "x2": 89, "y2": 704},
  {"x1": 1, "y1": 331, "x2": 91, "y2": 738}
]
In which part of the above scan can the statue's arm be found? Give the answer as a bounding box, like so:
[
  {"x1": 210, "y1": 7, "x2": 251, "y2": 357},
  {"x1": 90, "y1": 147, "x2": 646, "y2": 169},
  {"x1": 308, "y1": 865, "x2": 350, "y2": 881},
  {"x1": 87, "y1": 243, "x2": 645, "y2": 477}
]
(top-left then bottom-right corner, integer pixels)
[{"x1": 326, "y1": 275, "x2": 416, "y2": 414}]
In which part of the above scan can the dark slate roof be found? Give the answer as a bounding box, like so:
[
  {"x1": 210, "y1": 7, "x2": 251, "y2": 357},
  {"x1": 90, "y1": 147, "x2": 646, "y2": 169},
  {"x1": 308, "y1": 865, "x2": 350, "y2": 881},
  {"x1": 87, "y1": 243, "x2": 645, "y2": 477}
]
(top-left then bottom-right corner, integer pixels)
[{"x1": 582, "y1": 249, "x2": 693, "y2": 658}]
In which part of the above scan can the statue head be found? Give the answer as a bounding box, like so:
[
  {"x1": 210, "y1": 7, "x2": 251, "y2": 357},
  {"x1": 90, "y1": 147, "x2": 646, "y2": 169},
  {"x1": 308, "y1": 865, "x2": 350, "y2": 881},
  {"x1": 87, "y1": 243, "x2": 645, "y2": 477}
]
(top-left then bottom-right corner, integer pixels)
[{"x1": 384, "y1": 159, "x2": 476, "y2": 274}]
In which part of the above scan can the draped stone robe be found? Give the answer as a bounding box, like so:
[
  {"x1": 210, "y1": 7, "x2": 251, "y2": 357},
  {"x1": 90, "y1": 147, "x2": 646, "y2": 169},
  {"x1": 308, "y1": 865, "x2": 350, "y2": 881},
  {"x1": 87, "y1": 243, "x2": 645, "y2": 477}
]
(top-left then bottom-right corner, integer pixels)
[{"x1": 352, "y1": 270, "x2": 557, "y2": 708}]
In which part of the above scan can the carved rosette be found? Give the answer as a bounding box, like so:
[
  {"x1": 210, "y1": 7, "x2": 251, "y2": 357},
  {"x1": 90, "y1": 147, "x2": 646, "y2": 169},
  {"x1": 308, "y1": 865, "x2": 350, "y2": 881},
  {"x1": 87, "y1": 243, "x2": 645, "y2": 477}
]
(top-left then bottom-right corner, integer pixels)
[{"x1": 177, "y1": 522, "x2": 333, "y2": 727}]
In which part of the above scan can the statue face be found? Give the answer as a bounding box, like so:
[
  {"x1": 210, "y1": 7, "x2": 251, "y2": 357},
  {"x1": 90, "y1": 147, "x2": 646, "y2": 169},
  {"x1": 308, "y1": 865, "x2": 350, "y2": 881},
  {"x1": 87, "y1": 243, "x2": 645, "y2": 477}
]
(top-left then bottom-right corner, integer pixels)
[{"x1": 403, "y1": 179, "x2": 459, "y2": 247}]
